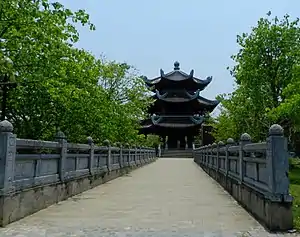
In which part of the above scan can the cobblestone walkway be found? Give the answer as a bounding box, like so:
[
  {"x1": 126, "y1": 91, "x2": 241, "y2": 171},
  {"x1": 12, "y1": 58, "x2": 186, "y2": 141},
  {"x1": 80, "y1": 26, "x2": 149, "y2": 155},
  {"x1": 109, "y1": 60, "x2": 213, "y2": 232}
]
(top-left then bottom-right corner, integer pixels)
[{"x1": 0, "y1": 159, "x2": 297, "y2": 236}]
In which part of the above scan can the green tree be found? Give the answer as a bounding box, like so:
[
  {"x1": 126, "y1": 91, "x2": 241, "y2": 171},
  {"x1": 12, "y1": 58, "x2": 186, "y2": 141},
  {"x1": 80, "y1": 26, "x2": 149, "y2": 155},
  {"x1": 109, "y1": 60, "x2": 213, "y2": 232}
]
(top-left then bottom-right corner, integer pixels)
[
  {"x1": 214, "y1": 13, "x2": 300, "y2": 141},
  {"x1": 0, "y1": 0, "x2": 157, "y2": 147}
]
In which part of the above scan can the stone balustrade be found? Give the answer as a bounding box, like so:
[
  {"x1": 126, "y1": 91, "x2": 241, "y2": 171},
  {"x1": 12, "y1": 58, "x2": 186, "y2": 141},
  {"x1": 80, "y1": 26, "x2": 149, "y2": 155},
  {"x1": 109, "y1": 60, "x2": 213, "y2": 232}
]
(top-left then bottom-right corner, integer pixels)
[
  {"x1": 193, "y1": 124, "x2": 293, "y2": 232},
  {"x1": 0, "y1": 120, "x2": 157, "y2": 227}
]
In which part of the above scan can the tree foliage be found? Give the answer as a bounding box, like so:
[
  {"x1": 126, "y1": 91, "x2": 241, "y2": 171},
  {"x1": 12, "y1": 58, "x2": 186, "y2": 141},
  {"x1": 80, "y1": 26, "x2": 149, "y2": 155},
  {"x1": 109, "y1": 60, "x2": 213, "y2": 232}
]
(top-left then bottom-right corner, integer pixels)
[
  {"x1": 212, "y1": 13, "x2": 300, "y2": 144},
  {"x1": 0, "y1": 0, "x2": 158, "y2": 147}
]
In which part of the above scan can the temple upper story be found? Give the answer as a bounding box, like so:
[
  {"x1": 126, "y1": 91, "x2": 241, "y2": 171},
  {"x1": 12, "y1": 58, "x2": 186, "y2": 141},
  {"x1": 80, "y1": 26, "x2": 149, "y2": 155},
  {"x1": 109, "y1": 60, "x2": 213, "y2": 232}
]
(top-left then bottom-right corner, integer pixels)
[
  {"x1": 142, "y1": 61, "x2": 213, "y2": 92},
  {"x1": 139, "y1": 61, "x2": 220, "y2": 144}
]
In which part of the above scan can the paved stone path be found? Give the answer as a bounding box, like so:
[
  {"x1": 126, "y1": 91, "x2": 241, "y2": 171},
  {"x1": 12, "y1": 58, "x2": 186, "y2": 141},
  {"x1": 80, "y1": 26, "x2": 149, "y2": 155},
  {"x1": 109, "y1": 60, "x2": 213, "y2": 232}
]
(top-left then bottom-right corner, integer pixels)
[{"x1": 0, "y1": 159, "x2": 297, "y2": 236}]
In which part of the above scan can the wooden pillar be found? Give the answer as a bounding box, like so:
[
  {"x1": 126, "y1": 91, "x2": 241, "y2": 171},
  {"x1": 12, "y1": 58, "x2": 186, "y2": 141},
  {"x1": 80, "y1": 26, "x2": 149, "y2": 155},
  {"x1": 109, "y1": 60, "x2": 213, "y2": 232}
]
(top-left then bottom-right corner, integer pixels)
[
  {"x1": 185, "y1": 136, "x2": 188, "y2": 150},
  {"x1": 165, "y1": 136, "x2": 168, "y2": 150},
  {"x1": 162, "y1": 136, "x2": 166, "y2": 150}
]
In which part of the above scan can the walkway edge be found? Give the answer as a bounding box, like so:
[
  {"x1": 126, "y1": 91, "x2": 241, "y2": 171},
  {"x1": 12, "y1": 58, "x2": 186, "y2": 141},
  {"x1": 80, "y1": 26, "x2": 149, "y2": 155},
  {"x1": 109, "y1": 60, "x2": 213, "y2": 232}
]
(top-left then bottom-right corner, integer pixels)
[
  {"x1": 0, "y1": 158, "x2": 158, "y2": 227},
  {"x1": 194, "y1": 161, "x2": 293, "y2": 232}
]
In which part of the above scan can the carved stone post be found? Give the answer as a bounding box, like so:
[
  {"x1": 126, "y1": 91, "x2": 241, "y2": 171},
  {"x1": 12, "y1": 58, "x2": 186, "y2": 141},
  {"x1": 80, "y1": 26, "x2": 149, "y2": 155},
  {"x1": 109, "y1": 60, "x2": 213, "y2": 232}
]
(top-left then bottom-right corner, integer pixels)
[
  {"x1": 116, "y1": 142, "x2": 123, "y2": 168},
  {"x1": 87, "y1": 136, "x2": 94, "y2": 175},
  {"x1": 203, "y1": 145, "x2": 207, "y2": 165},
  {"x1": 158, "y1": 144, "x2": 161, "y2": 157},
  {"x1": 207, "y1": 144, "x2": 212, "y2": 167},
  {"x1": 125, "y1": 143, "x2": 130, "y2": 167},
  {"x1": 134, "y1": 145, "x2": 138, "y2": 165},
  {"x1": 239, "y1": 133, "x2": 251, "y2": 184},
  {"x1": 212, "y1": 143, "x2": 217, "y2": 169},
  {"x1": 137, "y1": 146, "x2": 141, "y2": 164},
  {"x1": 55, "y1": 130, "x2": 67, "y2": 181},
  {"x1": 265, "y1": 124, "x2": 293, "y2": 231},
  {"x1": 266, "y1": 124, "x2": 290, "y2": 198},
  {"x1": 0, "y1": 121, "x2": 15, "y2": 226},
  {"x1": 0, "y1": 120, "x2": 16, "y2": 195},
  {"x1": 103, "y1": 140, "x2": 111, "y2": 172},
  {"x1": 217, "y1": 141, "x2": 224, "y2": 172},
  {"x1": 140, "y1": 146, "x2": 144, "y2": 164},
  {"x1": 225, "y1": 138, "x2": 234, "y2": 177}
]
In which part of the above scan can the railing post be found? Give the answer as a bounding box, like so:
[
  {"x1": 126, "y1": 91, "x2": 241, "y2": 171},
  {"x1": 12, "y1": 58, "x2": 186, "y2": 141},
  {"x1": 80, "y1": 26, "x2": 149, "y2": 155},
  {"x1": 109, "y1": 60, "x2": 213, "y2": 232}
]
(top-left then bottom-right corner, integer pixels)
[
  {"x1": 55, "y1": 130, "x2": 67, "y2": 181},
  {"x1": 87, "y1": 136, "x2": 94, "y2": 175},
  {"x1": 209, "y1": 144, "x2": 213, "y2": 168},
  {"x1": 134, "y1": 145, "x2": 138, "y2": 165},
  {"x1": 158, "y1": 144, "x2": 161, "y2": 157},
  {"x1": 217, "y1": 141, "x2": 224, "y2": 172},
  {"x1": 137, "y1": 146, "x2": 141, "y2": 164},
  {"x1": 225, "y1": 138, "x2": 234, "y2": 177},
  {"x1": 103, "y1": 140, "x2": 111, "y2": 171},
  {"x1": 203, "y1": 145, "x2": 207, "y2": 165},
  {"x1": 202, "y1": 146, "x2": 205, "y2": 164},
  {"x1": 116, "y1": 143, "x2": 123, "y2": 168},
  {"x1": 212, "y1": 143, "x2": 217, "y2": 169},
  {"x1": 266, "y1": 124, "x2": 290, "y2": 199},
  {"x1": 0, "y1": 120, "x2": 16, "y2": 195},
  {"x1": 139, "y1": 146, "x2": 142, "y2": 164},
  {"x1": 125, "y1": 143, "x2": 130, "y2": 167},
  {"x1": 239, "y1": 133, "x2": 251, "y2": 184},
  {"x1": 266, "y1": 124, "x2": 293, "y2": 230},
  {"x1": 146, "y1": 147, "x2": 149, "y2": 161}
]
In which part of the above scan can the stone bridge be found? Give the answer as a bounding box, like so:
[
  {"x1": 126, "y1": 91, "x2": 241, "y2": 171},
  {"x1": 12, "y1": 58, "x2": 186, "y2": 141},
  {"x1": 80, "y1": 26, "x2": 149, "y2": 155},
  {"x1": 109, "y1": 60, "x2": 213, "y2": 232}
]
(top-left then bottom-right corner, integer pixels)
[
  {"x1": 0, "y1": 158, "x2": 292, "y2": 237},
  {"x1": 0, "y1": 120, "x2": 297, "y2": 236}
]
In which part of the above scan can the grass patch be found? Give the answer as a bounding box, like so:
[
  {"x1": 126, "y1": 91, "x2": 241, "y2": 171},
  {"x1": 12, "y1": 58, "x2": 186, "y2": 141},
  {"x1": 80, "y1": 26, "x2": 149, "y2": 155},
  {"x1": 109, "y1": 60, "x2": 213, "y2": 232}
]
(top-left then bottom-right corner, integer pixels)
[{"x1": 289, "y1": 158, "x2": 300, "y2": 230}]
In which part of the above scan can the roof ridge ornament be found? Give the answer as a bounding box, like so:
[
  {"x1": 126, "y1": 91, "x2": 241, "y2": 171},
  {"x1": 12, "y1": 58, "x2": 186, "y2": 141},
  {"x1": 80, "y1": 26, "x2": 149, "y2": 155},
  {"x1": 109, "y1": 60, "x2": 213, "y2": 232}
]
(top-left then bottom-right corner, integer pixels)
[
  {"x1": 206, "y1": 76, "x2": 213, "y2": 83},
  {"x1": 160, "y1": 69, "x2": 165, "y2": 77},
  {"x1": 174, "y1": 61, "x2": 180, "y2": 70},
  {"x1": 155, "y1": 89, "x2": 168, "y2": 99}
]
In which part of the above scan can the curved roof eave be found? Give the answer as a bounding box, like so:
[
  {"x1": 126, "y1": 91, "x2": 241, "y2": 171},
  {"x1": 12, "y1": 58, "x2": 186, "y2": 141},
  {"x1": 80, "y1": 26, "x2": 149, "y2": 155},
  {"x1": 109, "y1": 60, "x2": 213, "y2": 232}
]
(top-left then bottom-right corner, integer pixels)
[
  {"x1": 140, "y1": 124, "x2": 154, "y2": 129},
  {"x1": 153, "y1": 123, "x2": 202, "y2": 128},
  {"x1": 197, "y1": 97, "x2": 220, "y2": 107},
  {"x1": 152, "y1": 90, "x2": 220, "y2": 106},
  {"x1": 192, "y1": 76, "x2": 213, "y2": 86},
  {"x1": 142, "y1": 69, "x2": 213, "y2": 87},
  {"x1": 142, "y1": 75, "x2": 161, "y2": 86}
]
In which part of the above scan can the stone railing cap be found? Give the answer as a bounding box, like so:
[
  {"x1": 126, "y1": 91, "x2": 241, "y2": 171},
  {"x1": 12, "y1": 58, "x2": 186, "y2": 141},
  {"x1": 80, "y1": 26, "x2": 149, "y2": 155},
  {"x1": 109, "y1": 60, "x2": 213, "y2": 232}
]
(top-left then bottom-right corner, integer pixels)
[
  {"x1": 240, "y1": 133, "x2": 251, "y2": 141},
  {"x1": 227, "y1": 138, "x2": 234, "y2": 144},
  {"x1": 55, "y1": 130, "x2": 66, "y2": 140},
  {"x1": 103, "y1": 139, "x2": 110, "y2": 146},
  {"x1": 269, "y1": 124, "x2": 284, "y2": 136},
  {"x1": 0, "y1": 120, "x2": 13, "y2": 132},
  {"x1": 87, "y1": 136, "x2": 93, "y2": 145}
]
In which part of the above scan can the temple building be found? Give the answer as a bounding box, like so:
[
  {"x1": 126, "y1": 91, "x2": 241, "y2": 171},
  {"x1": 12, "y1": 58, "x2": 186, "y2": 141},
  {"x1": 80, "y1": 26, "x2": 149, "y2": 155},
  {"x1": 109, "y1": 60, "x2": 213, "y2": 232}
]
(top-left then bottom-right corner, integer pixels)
[{"x1": 140, "y1": 61, "x2": 219, "y2": 150}]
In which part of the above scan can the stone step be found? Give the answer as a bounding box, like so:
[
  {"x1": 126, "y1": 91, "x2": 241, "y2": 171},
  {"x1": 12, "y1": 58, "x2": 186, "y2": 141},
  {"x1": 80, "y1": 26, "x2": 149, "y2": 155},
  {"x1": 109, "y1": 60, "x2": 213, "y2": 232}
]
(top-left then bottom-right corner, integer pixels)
[{"x1": 161, "y1": 149, "x2": 193, "y2": 158}]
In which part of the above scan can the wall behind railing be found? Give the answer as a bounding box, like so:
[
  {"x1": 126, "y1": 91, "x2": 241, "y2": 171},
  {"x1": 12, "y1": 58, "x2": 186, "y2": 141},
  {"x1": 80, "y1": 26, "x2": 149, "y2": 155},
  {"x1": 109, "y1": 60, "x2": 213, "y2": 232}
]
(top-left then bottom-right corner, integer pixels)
[
  {"x1": 0, "y1": 120, "x2": 158, "y2": 227},
  {"x1": 193, "y1": 124, "x2": 293, "y2": 232}
]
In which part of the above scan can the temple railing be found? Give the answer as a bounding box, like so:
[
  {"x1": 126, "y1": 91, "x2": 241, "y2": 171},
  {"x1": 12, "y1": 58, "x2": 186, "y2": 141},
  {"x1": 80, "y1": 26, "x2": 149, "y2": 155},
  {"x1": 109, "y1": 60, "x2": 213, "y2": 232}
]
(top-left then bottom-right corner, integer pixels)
[
  {"x1": 193, "y1": 124, "x2": 293, "y2": 232},
  {"x1": 0, "y1": 120, "x2": 158, "y2": 227},
  {"x1": 0, "y1": 120, "x2": 156, "y2": 193}
]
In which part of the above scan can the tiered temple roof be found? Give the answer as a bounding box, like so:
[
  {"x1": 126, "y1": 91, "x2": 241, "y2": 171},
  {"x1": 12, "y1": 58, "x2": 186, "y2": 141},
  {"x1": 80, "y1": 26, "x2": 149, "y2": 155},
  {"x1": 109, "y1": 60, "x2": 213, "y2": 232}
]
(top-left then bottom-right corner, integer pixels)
[
  {"x1": 140, "y1": 61, "x2": 219, "y2": 136},
  {"x1": 150, "y1": 89, "x2": 219, "y2": 113},
  {"x1": 142, "y1": 61, "x2": 212, "y2": 92}
]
